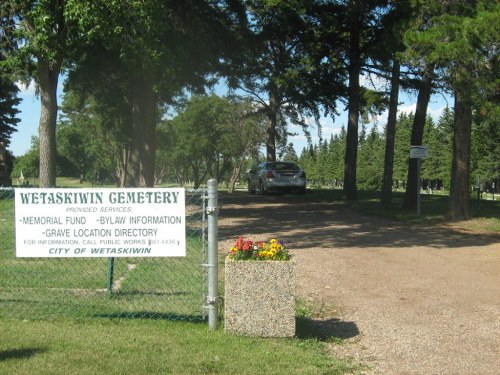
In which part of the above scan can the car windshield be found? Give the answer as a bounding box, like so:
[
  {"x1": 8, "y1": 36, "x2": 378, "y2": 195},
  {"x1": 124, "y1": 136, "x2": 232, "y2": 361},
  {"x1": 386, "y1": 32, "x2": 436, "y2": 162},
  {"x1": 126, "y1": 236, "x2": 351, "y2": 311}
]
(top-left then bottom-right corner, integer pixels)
[{"x1": 267, "y1": 162, "x2": 300, "y2": 171}]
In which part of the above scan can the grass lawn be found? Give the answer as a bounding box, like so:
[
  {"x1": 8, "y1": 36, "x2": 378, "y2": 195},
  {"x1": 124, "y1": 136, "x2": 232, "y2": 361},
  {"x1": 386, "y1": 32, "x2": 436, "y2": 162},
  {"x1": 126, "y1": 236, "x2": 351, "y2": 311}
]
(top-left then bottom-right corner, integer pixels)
[
  {"x1": 0, "y1": 317, "x2": 357, "y2": 375},
  {"x1": 282, "y1": 188, "x2": 500, "y2": 234}
]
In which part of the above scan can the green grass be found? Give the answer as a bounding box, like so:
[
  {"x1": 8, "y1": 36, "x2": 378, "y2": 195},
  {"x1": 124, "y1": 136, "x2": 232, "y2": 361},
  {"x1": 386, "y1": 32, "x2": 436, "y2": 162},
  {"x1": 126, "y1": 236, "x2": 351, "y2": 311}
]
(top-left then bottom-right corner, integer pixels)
[
  {"x1": 1, "y1": 190, "x2": 207, "y2": 320},
  {"x1": 352, "y1": 190, "x2": 500, "y2": 232},
  {"x1": 0, "y1": 253, "x2": 206, "y2": 320},
  {"x1": 0, "y1": 318, "x2": 357, "y2": 375},
  {"x1": 282, "y1": 188, "x2": 500, "y2": 234}
]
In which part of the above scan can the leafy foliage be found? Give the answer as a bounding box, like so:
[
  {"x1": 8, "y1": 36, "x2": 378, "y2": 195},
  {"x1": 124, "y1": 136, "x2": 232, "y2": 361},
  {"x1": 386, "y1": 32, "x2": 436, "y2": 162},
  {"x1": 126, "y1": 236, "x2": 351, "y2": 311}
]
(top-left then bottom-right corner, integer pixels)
[
  {"x1": 297, "y1": 108, "x2": 498, "y2": 192},
  {"x1": 0, "y1": 75, "x2": 20, "y2": 147}
]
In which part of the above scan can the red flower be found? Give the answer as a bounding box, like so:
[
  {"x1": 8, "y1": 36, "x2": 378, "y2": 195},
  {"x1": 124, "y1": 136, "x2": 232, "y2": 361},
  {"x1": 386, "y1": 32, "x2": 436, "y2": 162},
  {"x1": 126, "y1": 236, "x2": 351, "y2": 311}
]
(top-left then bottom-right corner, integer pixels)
[
  {"x1": 242, "y1": 240, "x2": 253, "y2": 251},
  {"x1": 235, "y1": 237, "x2": 244, "y2": 250}
]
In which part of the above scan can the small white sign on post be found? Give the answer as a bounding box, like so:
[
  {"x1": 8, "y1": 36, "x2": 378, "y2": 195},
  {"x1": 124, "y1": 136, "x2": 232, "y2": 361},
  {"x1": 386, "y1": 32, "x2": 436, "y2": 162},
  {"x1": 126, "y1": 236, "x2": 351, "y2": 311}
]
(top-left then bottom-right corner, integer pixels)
[
  {"x1": 15, "y1": 188, "x2": 186, "y2": 257},
  {"x1": 410, "y1": 145, "x2": 429, "y2": 158}
]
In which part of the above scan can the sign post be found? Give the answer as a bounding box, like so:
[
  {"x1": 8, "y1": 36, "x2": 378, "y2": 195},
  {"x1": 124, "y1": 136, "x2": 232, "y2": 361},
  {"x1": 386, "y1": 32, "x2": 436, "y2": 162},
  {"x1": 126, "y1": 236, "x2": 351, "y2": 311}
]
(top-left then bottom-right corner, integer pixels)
[{"x1": 410, "y1": 146, "x2": 429, "y2": 216}]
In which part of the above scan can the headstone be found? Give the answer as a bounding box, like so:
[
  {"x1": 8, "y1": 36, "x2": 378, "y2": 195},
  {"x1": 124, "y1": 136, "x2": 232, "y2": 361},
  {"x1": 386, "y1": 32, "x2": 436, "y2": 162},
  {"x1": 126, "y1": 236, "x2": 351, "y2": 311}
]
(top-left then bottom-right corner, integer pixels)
[{"x1": 0, "y1": 140, "x2": 12, "y2": 186}]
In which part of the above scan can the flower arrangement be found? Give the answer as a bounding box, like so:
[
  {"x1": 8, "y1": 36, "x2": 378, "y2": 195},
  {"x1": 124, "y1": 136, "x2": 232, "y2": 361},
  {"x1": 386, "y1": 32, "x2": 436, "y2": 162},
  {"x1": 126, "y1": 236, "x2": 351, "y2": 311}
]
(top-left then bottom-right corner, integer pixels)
[{"x1": 227, "y1": 237, "x2": 291, "y2": 261}]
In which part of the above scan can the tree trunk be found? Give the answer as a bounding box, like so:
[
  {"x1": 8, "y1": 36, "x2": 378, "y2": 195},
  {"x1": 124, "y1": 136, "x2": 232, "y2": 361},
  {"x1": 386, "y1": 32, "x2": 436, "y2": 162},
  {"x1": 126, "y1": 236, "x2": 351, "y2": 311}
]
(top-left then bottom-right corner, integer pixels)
[
  {"x1": 140, "y1": 81, "x2": 157, "y2": 187},
  {"x1": 266, "y1": 89, "x2": 278, "y2": 162},
  {"x1": 228, "y1": 164, "x2": 243, "y2": 193},
  {"x1": 38, "y1": 58, "x2": 62, "y2": 188},
  {"x1": 447, "y1": 90, "x2": 472, "y2": 220},
  {"x1": 129, "y1": 90, "x2": 142, "y2": 187},
  {"x1": 342, "y1": 1, "x2": 361, "y2": 201},
  {"x1": 403, "y1": 64, "x2": 433, "y2": 210},
  {"x1": 116, "y1": 147, "x2": 131, "y2": 187},
  {"x1": 381, "y1": 59, "x2": 400, "y2": 205},
  {"x1": 129, "y1": 78, "x2": 156, "y2": 187}
]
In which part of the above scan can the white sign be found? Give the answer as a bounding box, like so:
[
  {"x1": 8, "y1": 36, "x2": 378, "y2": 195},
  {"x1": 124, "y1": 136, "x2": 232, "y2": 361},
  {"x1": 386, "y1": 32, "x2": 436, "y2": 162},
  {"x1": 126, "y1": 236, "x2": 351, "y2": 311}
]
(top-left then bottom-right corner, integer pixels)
[
  {"x1": 410, "y1": 146, "x2": 429, "y2": 158},
  {"x1": 15, "y1": 188, "x2": 186, "y2": 258}
]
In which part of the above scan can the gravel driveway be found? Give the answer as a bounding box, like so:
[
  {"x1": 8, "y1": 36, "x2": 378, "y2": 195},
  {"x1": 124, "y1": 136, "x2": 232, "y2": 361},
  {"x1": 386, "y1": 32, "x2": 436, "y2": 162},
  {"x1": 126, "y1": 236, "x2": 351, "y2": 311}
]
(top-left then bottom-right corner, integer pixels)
[{"x1": 217, "y1": 192, "x2": 500, "y2": 375}]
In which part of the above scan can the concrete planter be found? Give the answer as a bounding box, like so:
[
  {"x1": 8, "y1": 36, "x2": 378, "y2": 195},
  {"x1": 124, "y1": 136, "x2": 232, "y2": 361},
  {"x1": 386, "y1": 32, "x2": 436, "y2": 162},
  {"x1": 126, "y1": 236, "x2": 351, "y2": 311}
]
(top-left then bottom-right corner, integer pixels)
[{"x1": 224, "y1": 258, "x2": 296, "y2": 337}]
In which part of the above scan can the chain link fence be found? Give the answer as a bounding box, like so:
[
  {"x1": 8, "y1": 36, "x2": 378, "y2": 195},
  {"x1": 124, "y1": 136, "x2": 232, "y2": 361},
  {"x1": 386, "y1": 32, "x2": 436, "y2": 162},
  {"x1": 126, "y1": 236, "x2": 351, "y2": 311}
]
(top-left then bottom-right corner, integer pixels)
[{"x1": 0, "y1": 186, "x2": 209, "y2": 322}]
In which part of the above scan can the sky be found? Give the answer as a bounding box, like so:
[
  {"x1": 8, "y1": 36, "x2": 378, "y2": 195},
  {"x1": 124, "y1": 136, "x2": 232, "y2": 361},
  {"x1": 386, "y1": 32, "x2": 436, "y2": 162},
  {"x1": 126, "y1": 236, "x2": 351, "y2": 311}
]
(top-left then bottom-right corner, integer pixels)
[
  {"x1": 8, "y1": 79, "x2": 449, "y2": 158},
  {"x1": 11, "y1": 81, "x2": 41, "y2": 157}
]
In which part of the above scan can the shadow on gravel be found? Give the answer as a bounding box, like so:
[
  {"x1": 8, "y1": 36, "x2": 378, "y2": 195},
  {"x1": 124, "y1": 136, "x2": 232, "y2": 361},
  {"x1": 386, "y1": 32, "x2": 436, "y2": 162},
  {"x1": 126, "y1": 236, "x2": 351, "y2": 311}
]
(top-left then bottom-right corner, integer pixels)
[
  {"x1": 218, "y1": 192, "x2": 500, "y2": 250},
  {"x1": 296, "y1": 317, "x2": 359, "y2": 341}
]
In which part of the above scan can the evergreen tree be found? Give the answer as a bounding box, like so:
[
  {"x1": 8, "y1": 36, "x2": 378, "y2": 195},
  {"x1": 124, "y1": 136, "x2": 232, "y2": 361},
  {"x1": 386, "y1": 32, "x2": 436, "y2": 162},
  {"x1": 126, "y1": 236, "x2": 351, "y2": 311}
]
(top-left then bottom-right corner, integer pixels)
[
  {"x1": 472, "y1": 103, "x2": 500, "y2": 191},
  {"x1": 0, "y1": 5, "x2": 22, "y2": 162},
  {"x1": 227, "y1": 0, "x2": 340, "y2": 162},
  {"x1": 424, "y1": 108, "x2": 453, "y2": 190},
  {"x1": 0, "y1": 73, "x2": 20, "y2": 148},
  {"x1": 393, "y1": 113, "x2": 413, "y2": 188},
  {"x1": 341, "y1": 0, "x2": 394, "y2": 200},
  {"x1": 281, "y1": 143, "x2": 299, "y2": 163},
  {"x1": 358, "y1": 126, "x2": 384, "y2": 190}
]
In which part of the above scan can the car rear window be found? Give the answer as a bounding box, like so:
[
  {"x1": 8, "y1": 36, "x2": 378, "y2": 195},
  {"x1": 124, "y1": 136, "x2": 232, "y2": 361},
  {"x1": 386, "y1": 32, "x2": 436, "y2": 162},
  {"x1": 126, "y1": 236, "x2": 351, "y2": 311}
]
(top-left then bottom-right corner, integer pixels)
[{"x1": 272, "y1": 162, "x2": 299, "y2": 170}]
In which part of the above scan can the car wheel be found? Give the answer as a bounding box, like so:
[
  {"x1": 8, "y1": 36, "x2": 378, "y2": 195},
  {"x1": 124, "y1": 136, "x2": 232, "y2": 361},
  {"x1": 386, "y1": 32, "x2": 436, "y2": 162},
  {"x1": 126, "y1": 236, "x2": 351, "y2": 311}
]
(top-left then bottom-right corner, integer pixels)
[{"x1": 248, "y1": 180, "x2": 256, "y2": 195}]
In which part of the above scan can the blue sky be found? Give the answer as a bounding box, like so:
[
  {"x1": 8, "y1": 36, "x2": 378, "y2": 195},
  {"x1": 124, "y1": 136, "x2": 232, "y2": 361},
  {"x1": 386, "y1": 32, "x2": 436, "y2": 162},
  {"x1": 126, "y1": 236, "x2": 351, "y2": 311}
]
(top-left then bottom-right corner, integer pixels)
[
  {"x1": 11, "y1": 81, "x2": 41, "y2": 157},
  {"x1": 9, "y1": 79, "x2": 449, "y2": 157}
]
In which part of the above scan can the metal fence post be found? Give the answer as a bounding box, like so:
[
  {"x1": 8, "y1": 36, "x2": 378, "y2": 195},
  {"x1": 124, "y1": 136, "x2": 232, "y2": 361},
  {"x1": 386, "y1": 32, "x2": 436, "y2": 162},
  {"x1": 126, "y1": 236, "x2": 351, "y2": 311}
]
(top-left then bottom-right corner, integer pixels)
[
  {"x1": 107, "y1": 257, "x2": 115, "y2": 295},
  {"x1": 206, "y1": 179, "x2": 219, "y2": 330}
]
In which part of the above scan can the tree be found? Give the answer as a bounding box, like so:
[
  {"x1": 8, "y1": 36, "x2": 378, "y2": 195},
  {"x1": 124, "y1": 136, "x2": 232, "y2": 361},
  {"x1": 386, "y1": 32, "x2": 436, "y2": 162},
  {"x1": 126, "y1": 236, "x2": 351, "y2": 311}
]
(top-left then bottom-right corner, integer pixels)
[
  {"x1": 424, "y1": 108, "x2": 453, "y2": 189},
  {"x1": 219, "y1": 99, "x2": 267, "y2": 192},
  {"x1": 341, "y1": 0, "x2": 362, "y2": 200},
  {"x1": 281, "y1": 143, "x2": 299, "y2": 163},
  {"x1": 391, "y1": 113, "x2": 412, "y2": 187},
  {"x1": 170, "y1": 95, "x2": 225, "y2": 188},
  {"x1": 369, "y1": 1, "x2": 414, "y2": 204},
  {"x1": 299, "y1": 145, "x2": 315, "y2": 183},
  {"x1": 403, "y1": 1, "x2": 499, "y2": 219},
  {"x1": 167, "y1": 95, "x2": 266, "y2": 190},
  {"x1": 337, "y1": 0, "x2": 392, "y2": 200},
  {"x1": 402, "y1": 63, "x2": 434, "y2": 210},
  {"x1": 2, "y1": 1, "x2": 73, "y2": 187},
  {"x1": 56, "y1": 118, "x2": 95, "y2": 180},
  {"x1": 448, "y1": 5, "x2": 499, "y2": 219},
  {"x1": 0, "y1": 72, "x2": 20, "y2": 148},
  {"x1": 11, "y1": 136, "x2": 39, "y2": 181},
  {"x1": 59, "y1": 86, "x2": 129, "y2": 185},
  {"x1": 380, "y1": 59, "x2": 400, "y2": 204},
  {"x1": 64, "y1": 0, "x2": 244, "y2": 187},
  {"x1": 154, "y1": 120, "x2": 176, "y2": 186},
  {"x1": 227, "y1": 0, "x2": 340, "y2": 162},
  {"x1": 472, "y1": 103, "x2": 500, "y2": 190},
  {"x1": 358, "y1": 125, "x2": 384, "y2": 190},
  {"x1": 0, "y1": 16, "x2": 21, "y2": 148}
]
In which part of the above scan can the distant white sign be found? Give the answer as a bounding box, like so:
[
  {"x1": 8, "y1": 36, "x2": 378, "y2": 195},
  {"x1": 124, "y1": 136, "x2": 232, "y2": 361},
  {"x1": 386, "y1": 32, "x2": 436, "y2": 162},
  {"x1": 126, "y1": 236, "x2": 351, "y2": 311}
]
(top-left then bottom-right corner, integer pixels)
[
  {"x1": 410, "y1": 146, "x2": 429, "y2": 159},
  {"x1": 15, "y1": 188, "x2": 186, "y2": 258}
]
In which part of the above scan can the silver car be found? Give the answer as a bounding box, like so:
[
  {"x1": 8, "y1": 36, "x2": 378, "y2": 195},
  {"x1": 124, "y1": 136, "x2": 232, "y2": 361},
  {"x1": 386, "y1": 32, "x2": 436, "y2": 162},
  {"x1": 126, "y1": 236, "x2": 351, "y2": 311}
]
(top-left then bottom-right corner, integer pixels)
[{"x1": 247, "y1": 161, "x2": 306, "y2": 194}]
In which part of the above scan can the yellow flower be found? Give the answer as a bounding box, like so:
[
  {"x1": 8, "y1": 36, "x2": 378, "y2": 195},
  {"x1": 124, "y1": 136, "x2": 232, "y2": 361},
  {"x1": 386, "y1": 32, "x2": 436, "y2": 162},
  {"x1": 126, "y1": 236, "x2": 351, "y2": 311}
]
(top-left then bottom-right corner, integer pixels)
[{"x1": 229, "y1": 237, "x2": 290, "y2": 261}]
